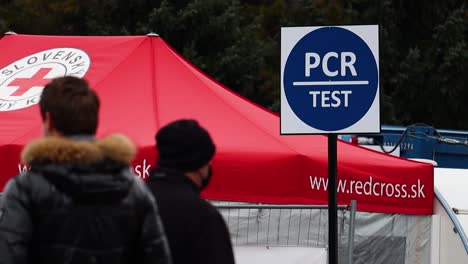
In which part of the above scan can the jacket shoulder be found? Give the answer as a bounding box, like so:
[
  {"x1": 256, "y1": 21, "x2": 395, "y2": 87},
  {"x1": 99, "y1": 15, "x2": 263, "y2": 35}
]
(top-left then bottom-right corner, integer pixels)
[
  {"x1": 127, "y1": 176, "x2": 157, "y2": 207},
  {"x1": 2, "y1": 171, "x2": 38, "y2": 198},
  {"x1": 4, "y1": 170, "x2": 61, "y2": 202}
]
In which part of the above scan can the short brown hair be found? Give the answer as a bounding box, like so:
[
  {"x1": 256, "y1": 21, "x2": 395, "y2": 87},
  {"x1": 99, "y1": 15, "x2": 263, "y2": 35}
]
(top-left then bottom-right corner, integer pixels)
[{"x1": 39, "y1": 76, "x2": 100, "y2": 135}]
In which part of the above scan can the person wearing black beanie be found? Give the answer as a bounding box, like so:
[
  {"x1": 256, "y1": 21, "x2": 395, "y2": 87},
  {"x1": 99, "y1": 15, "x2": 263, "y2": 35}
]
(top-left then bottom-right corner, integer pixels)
[
  {"x1": 156, "y1": 119, "x2": 216, "y2": 182},
  {"x1": 146, "y1": 119, "x2": 235, "y2": 264}
]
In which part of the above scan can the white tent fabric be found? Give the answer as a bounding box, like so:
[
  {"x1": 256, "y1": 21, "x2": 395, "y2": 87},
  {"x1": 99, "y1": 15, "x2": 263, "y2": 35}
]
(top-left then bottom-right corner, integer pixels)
[
  {"x1": 434, "y1": 168, "x2": 468, "y2": 233},
  {"x1": 433, "y1": 168, "x2": 468, "y2": 264}
]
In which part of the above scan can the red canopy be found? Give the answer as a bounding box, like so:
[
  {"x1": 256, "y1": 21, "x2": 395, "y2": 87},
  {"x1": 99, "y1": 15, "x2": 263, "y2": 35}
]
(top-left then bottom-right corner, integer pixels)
[{"x1": 0, "y1": 34, "x2": 433, "y2": 214}]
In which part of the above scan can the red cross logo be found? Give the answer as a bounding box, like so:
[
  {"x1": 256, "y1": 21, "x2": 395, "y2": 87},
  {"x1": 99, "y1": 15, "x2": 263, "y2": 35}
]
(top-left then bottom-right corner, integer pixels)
[{"x1": 5, "y1": 68, "x2": 53, "y2": 97}]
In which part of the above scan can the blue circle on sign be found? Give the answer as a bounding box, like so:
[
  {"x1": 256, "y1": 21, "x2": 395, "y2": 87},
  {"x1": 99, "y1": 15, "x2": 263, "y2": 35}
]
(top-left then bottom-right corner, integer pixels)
[{"x1": 284, "y1": 27, "x2": 378, "y2": 131}]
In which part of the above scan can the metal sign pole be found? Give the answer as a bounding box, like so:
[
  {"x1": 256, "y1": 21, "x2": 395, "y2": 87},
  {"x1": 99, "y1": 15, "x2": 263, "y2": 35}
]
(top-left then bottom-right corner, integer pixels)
[{"x1": 328, "y1": 134, "x2": 338, "y2": 264}]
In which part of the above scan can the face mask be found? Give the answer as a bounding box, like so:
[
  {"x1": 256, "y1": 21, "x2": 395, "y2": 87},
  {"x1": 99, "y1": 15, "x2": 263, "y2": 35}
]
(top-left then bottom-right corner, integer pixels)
[{"x1": 200, "y1": 165, "x2": 212, "y2": 190}]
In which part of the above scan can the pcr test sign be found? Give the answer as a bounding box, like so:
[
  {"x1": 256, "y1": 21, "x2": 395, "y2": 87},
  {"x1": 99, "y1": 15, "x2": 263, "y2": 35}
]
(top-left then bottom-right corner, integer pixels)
[{"x1": 281, "y1": 25, "x2": 380, "y2": 134}]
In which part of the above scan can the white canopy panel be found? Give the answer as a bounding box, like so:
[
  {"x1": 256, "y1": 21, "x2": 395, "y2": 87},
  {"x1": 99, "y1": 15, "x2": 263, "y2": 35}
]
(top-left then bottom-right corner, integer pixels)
[{"x1": 434, "y1": 168, "x2": 468, "y2": 237}]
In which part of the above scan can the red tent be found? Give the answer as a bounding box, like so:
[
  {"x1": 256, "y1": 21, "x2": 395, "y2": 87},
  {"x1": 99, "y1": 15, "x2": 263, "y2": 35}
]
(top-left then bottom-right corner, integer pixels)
[{"x1": 0, "y1": 34, "x2": 433, "y2": 214}]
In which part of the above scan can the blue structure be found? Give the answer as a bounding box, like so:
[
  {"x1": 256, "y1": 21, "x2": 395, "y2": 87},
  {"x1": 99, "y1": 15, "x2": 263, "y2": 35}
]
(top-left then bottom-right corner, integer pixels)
[{"x1": 343, "y1": 124, "x2": 468, "y2": 169}]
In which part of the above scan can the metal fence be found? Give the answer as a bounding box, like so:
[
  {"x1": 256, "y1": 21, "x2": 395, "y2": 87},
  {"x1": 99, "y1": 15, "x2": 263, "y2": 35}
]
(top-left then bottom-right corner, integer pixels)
[
  {"x1": 0, "y1": 191, "x2": 359, "y2": 262},
  {"x1": 215, "y1": 201, "x2": 357, "y2": 263}
]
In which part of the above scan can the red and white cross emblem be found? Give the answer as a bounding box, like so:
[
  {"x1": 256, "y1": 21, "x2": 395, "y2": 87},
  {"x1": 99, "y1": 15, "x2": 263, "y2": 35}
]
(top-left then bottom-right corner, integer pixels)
[{"x1": 5, "y1": 68, "x2": 53, "y2": 97}]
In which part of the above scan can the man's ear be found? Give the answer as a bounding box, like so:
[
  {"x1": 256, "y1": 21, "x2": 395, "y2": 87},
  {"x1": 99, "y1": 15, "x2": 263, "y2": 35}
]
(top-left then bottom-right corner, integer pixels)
[
  {"x1": 44, "y1": 112, "x2": 60, "y2": 136},
  {"x1": 198, "y1": 163, "x2": 210, "y2": 178},
  {"x1": 45, "y1": 112, "x2": 52, "y2": 131}
]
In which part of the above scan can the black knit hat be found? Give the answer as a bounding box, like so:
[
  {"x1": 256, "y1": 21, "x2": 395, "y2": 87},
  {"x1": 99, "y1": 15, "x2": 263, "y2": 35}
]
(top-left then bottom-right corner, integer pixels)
[{"x1": 156, "y1": 119, "x2": 216, "y2": 171}]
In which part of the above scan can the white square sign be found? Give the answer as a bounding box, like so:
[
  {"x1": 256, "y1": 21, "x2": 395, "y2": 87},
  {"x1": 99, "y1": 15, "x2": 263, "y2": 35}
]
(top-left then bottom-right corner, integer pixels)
[{"x1": 281, "y1": 25, "x2": 380, "y2": 134}]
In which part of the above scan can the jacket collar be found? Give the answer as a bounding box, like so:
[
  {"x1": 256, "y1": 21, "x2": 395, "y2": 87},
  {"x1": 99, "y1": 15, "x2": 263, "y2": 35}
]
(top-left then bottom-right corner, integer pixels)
[
  {"x1": 149, "y1": 167, "x2": 201, "y2": 194},
  {"x1": 21, "y1": 134, "x2": 136, "y2": 166}
]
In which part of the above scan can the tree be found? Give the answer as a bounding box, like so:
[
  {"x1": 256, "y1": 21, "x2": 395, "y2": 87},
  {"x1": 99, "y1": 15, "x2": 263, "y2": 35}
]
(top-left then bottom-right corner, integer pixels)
[
  {"x1": 0, "y1": 0, "x2": 80, "y2": 34},
  {"x1": 142, "y1": 0, "x2": 276, "y2": 107},
  {"x1": 0, "y1": 0, "x2": 466, "y2": 129},
  {"x1": 390, "y1": 0, "x2": 467, "y2": 129}
]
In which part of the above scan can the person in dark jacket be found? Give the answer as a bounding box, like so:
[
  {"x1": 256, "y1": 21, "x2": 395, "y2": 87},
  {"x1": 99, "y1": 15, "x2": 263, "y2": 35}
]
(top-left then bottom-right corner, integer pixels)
[
  {"x1": 0, "y1": 76, "x2": 172, "y2": 264},
  {"x1": 146, "y1": 119, "x2": 235, "y2": 264}
]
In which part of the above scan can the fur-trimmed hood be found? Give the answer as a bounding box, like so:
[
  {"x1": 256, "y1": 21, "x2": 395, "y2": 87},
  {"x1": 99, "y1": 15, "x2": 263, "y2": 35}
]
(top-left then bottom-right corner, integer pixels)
[
  {"x1": 20, "y1": 134, "x2": 137, "y2": 203},
  {"x1": 22, "y1": 134, "x2": 136, "y2": 166}
]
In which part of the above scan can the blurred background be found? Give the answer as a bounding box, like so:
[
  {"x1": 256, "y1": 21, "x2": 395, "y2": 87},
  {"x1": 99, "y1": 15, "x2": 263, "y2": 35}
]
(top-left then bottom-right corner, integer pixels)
[{"x1": 1, "y1": 0, "x2": 466, "y2": 129}]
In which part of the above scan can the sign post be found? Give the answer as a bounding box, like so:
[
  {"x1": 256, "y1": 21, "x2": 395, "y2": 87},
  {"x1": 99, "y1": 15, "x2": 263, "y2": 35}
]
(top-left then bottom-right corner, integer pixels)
[
  {"x1": 328, "y1": 133, "x2": 338, "y2": 263},
  {"x1": 281, "y1": 25, "x2": 380, "y2": 264}
]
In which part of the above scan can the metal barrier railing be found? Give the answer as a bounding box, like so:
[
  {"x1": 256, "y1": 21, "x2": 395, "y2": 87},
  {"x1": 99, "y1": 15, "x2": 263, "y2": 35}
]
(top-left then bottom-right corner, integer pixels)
[
  {"x1": 0, "y1": 192, "x2": 358, "y2": 262},
  {"x1": 215, "y1": 200, "x2": 357, "y2": 264}
]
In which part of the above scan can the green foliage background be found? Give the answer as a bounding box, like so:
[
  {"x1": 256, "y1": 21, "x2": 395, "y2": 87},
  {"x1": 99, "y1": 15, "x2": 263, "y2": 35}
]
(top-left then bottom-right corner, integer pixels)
[{"x1": 1, "y1": 0, "x2": 466, "y2": 129}]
